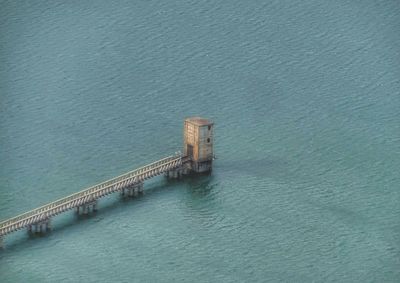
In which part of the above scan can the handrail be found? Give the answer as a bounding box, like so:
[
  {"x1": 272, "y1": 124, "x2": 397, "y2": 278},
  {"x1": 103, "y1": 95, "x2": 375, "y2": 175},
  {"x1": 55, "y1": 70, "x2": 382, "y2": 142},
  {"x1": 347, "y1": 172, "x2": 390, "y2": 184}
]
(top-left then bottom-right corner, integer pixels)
[{"x1": 0, "y1": 154, "x2": 182, "y2": 229}]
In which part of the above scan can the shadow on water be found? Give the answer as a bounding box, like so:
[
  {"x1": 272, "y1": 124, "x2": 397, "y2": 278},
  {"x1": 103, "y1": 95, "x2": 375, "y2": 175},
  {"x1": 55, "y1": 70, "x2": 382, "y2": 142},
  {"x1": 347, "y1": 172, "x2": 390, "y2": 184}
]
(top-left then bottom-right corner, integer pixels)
[
  {"x1": 179, "y1": 174, "x2": 222, "y2": 218},
  {"x1": 0, "y1": 174, "x2": 215, "y2": 253},
  {"x1": 181, "y1": 172, "x2": 215, "y2": 198},
  {"x1": 216, "y1": 155, "x2": 290, "y2": 180}
]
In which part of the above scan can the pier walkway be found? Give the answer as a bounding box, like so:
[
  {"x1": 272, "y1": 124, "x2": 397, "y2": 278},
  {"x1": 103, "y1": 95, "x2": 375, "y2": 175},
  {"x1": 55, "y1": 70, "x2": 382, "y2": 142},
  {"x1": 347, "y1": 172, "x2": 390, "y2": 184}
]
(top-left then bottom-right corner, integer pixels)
[{"x1": 0, "y1": 154, "x2": 188, "y2": 247}]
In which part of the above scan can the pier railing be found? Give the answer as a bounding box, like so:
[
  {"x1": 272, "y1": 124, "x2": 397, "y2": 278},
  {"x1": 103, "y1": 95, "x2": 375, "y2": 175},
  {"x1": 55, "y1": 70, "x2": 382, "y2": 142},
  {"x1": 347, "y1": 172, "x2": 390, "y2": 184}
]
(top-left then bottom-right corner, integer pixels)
[{"x1": 0, "y1": 154, "x2": 185, "y2": 237}]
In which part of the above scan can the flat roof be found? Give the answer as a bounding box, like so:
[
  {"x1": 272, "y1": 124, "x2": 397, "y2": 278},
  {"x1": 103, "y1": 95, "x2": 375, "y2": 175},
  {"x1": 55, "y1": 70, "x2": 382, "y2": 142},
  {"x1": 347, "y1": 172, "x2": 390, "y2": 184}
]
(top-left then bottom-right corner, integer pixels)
[{"x1": 185, "y1": 117, "x2": 213, "y2": 126}]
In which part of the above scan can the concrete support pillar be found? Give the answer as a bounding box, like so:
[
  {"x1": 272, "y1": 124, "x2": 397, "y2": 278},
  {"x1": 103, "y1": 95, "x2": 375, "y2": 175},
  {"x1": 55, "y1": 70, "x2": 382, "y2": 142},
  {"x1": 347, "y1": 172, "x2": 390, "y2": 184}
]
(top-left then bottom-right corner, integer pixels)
[
  {"x1": 167, "y1": 169, "x2": 182, "y2": 179},
  {"x1": 46, "y1": 218, "x2": 52, "y2": 231},
  {"x1": 129, "y1": 186, "x2": 135, "y2": 196},
  {"x1": 30, "y1": 218, "x2": 51, "y2": 234},
  {"x1": 82, "y1": 204, "x2": 88, "y2": 215},
  {"x1": 123, "y1": 182, "x2": 144, "y2": 197},
  {"x1": 0, "y1": 236, "x2": 3, "y2": 249},
  {"x1": 127, "y1": 186, "x2": 133, "y2": 197},
  {"x1": 137, "y1": 182, "x2": 144, "y2": 193},
  {"x1": 77, "y1": 200, "x2": 97, "y2": 215}
]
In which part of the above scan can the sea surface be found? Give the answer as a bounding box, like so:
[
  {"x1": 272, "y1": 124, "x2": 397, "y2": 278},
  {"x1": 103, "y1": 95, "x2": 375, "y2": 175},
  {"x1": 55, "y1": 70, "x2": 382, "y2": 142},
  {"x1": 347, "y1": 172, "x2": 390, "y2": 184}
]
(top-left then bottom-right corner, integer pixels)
[{"x1": 0, "y1": 0, "x2": 399, "y2": 282}]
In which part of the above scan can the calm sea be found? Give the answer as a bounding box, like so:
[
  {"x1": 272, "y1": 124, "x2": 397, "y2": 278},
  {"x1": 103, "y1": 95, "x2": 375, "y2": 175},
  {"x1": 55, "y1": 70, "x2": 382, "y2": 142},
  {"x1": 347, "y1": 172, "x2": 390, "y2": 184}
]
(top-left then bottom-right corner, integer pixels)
[{"x1": 0, "y1": 0, "x2": 399, "y2": 282}]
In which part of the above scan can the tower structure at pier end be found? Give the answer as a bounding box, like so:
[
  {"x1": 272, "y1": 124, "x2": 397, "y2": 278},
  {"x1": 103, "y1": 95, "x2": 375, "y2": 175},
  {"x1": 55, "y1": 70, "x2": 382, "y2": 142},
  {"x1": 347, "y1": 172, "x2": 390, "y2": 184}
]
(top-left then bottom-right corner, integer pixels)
[{"x1": 183, "y1": 117, "x2": 214, "y2": 173}]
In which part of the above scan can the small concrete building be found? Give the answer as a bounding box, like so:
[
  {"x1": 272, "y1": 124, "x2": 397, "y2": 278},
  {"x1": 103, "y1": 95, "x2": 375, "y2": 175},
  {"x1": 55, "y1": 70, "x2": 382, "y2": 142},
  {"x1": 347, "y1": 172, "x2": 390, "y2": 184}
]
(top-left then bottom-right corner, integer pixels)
[{"x1": 183, "y1": 117, "x2": 214, "y2": 173}]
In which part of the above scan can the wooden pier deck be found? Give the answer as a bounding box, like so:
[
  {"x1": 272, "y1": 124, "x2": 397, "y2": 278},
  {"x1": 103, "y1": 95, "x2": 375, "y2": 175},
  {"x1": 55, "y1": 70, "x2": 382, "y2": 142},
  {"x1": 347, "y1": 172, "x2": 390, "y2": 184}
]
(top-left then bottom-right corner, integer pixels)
[{"x1": 0, "y1": 154, "x2": 189, "y2": 247}]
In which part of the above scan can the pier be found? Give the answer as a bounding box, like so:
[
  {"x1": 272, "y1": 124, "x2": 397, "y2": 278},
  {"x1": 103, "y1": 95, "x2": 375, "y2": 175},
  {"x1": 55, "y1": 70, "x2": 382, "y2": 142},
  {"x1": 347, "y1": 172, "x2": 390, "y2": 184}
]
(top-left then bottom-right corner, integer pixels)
[{"x1": 0, "y1": 117, "x2": 214, "y2": 248}]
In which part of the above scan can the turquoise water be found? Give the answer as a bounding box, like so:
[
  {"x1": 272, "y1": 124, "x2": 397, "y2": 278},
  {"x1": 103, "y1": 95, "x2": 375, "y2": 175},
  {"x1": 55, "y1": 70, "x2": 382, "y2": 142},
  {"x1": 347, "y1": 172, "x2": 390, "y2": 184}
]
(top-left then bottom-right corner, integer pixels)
[{"x1": 0, "y1": 0, "x2": 399, "y2": 282}]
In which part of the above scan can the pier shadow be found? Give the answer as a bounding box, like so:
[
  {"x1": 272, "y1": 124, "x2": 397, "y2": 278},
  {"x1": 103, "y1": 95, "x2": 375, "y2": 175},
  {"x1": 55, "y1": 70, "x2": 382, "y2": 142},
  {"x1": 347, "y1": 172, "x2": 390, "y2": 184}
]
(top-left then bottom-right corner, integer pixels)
[
  {"x1": 181, "y1": 173, "x2": 216, "y2": 197},
  {"x1": 220, "y1": 156, "x2": 289, "y2": 177}
]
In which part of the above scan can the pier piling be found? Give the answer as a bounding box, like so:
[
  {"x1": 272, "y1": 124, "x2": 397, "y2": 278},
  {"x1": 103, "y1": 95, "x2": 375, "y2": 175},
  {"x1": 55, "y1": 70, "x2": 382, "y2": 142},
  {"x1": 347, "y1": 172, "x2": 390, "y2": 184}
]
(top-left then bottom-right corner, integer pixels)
[
  {"x1": 123, "y1": 182, "x2": 144, "y2": 197},
  {"x1": 29, "y1": 218, "x2": 51, "y2": 234},
  {"x1": 78, "y1": 201, "x2": 97, "y2": 215}
]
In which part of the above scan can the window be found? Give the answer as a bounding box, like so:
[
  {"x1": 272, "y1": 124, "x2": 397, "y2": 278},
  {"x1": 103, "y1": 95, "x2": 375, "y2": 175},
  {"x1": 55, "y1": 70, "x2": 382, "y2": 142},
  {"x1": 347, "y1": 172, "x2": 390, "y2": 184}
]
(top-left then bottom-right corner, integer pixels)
[
  {"x1": 207, "y1": 138, "x2": 210, "y2": 143},
  {"x1": 187, "y1": 145, "x2": 193, "y2": 157},
  {"x1": 208, "y1": 125, "x2": 211, "y2": 131}
]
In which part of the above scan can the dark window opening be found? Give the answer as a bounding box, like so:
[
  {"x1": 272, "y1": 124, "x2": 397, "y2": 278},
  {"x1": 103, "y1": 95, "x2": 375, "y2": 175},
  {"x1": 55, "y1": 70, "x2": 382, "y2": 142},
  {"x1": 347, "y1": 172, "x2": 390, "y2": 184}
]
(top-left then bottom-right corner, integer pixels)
[
  {"x1": 208, "y1": 125, "x2": 211, "y2": 131},
  {"x1": 207, "y1": 138, "x2": 210, "y2": 143},
  {"x1": 187, "y1": 144, "x2": 193, "y2": 157}
]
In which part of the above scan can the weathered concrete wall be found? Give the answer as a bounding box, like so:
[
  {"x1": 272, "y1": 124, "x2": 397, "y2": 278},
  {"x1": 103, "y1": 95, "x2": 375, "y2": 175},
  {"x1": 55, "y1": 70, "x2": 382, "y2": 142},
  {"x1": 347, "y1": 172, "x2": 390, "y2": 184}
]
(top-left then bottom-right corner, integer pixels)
[{"x1": 183, "y1": 117, "x2": 214, "y2": 173}]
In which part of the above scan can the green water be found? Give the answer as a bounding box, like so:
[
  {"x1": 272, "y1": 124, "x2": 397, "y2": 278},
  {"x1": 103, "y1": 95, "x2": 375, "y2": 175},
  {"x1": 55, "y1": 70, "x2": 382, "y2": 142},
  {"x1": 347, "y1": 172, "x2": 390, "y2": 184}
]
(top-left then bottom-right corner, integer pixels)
[{"x1": 0, "y1": 0, "x2": 399, "y2": 282}]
